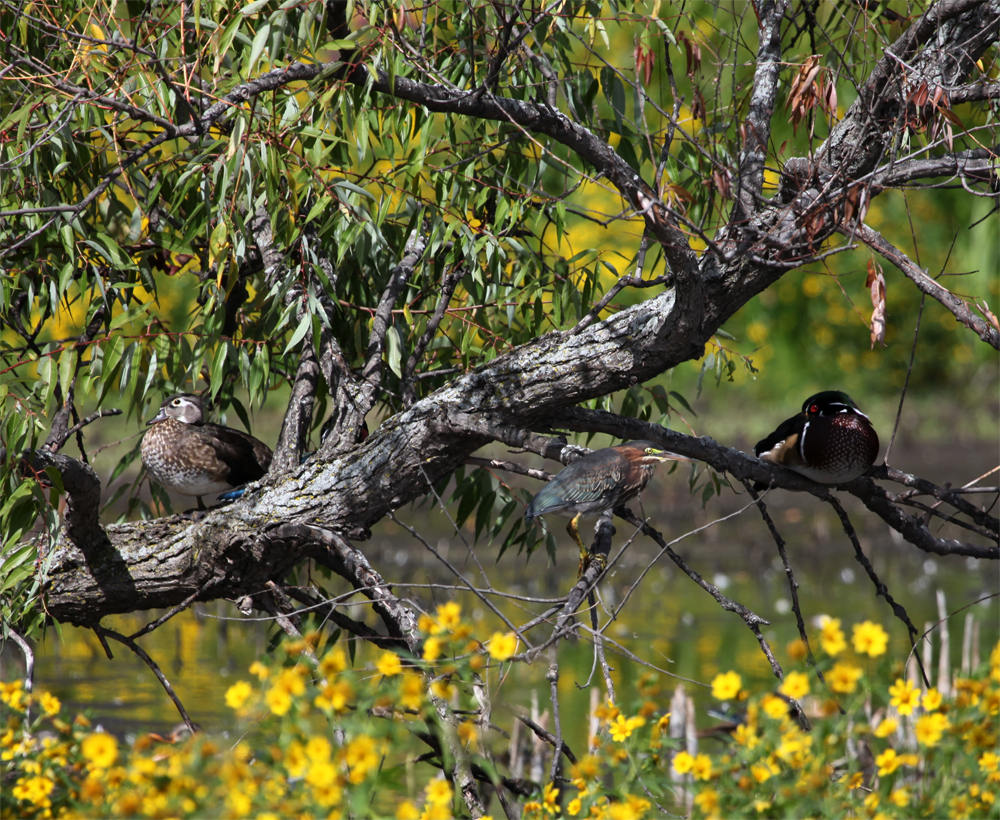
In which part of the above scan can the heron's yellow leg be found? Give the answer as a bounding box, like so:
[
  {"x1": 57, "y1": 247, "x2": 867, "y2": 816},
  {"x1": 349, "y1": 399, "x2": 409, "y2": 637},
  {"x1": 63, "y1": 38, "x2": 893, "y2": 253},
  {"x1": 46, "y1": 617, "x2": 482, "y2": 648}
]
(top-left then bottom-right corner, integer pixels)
[{"x1": 567, "y1": 514, "x2": 588, "y2": 575}]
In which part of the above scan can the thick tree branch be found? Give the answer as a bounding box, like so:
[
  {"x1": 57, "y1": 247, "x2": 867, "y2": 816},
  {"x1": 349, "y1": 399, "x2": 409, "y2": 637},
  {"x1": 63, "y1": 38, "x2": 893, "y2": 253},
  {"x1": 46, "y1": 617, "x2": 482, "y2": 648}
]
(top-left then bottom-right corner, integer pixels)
[
  {"x1": 947, "y1": 80, "x2": 1000, "y2": 104},
  {"x1": 548, "y1": 406, "x2": 998, "y2": 559},
  {"x1": 731, "y1": 0, "x2": 789, "y2": 226},
  {"x1": 873, "y1": 145, "x2": 999, "y2": 188},
  {"x1": 272, "y1": 347, "x2": 321, "y2": 474}
]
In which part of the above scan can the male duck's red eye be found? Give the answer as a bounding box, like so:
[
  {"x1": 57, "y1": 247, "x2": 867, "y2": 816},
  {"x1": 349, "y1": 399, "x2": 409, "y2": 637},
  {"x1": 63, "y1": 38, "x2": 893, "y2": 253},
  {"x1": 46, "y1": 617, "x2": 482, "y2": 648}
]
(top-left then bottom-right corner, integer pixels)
[{"x1": 810, "y1": 404, "x2": 819, "y2": 413}]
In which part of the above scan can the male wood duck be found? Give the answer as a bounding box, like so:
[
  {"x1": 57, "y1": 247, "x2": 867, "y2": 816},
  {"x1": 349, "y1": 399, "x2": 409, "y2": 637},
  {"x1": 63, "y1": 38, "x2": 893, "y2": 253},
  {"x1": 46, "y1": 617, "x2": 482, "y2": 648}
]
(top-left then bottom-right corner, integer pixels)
[
  {"x1": 141, "y1": 394, "x2": 273, "y2": 509},
  {"x1": 754, "y1": 391, "x2": 879, "y2": 484}
]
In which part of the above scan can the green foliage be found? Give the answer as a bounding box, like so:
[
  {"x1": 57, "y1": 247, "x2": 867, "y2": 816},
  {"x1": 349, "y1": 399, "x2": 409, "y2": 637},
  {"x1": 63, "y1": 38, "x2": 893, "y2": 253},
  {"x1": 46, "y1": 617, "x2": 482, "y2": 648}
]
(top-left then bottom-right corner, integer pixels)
[{"x1": 0, "y1": 401, "x2": 57, "y2": 641}]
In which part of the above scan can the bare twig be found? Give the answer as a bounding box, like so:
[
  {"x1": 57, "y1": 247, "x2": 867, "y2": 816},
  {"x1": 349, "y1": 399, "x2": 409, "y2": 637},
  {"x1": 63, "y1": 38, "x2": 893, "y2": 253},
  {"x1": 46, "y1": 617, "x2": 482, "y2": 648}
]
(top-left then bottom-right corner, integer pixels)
[{"x1": 93, "y1": 625, "x2": 199, "y2": 734}]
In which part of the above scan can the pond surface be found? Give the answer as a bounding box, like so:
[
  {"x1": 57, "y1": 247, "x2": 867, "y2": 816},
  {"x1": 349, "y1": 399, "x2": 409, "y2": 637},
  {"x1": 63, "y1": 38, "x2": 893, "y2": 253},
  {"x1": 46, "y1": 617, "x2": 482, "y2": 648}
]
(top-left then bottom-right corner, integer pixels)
[{"x1": 3, "y1": 438, "x2": 997, "y2": 763}]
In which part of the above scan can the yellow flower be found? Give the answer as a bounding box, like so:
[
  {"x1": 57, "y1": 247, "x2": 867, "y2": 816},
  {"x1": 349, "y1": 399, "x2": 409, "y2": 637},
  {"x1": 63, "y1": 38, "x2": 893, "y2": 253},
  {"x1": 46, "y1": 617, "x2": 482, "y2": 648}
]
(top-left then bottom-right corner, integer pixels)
[
  {"x1": 248, "y1": 660, "x2": 270, "y2": 680},
  {"x1": 761, "y1": 694, "x2": 788, "y2": 720},
  {"x1": 711, "y1": 671, "x2": 742, "y2": 700},
  {"x1": 315, "y1": 679, "x2": 353, "y2": 713},
  {"x1": 306, "y1": 735, "x2": 332, "y2": 764},
  {"x1": 653, "y1": 712, "x2": 672, "y2": 739},
  {"x1": 37, "y1": 691, "x2": 61, "y2": 717},
  {"x1": 81, "y1": 732, "x2": 118, "y2": 770},
  {"x1": 430, "y1": 678, "x2": 456, "y2": 700},
  {"x1": 691, "y1": 753, "x2": 714, "y2": 781},
  {"x1": 693, "y1": 788, "x2": 719, "y2": 814},
  {"x1": 828, "y1": 661, "x2": 863, "y2": 694},
  {"x1": 0, "y1": 680, "x2": 25, "y2": 711},
  {"x1": 841, "y1": 772, "x2": 864, "y2": 790},
  {"x1": 673, "y1": 751, "x2": 694, "y2": 774},
  {"x1": 541, "y1": 782, "x2": 560, "y2": 814},
  {"x1": 265, "y1": 685, "x2": 293, "y2": 716},
  {"x1": 922, "y1": 687, "x2": 943, "y2": 711},
  {"x1": 751, "y1": 760, "x2": 777, "y2": 783},
  {"x1": 818, "y1": 616, "x2": 847, "y2": 656},
  {"x1": 400, "y1": 671, "x2": 424, "y2": 711},
  {"x1": 611, "y1": 794, "x2": 650, "y2": 819},
  {"x1": 305, "y1": 758, "x2": 338, "y2": 788},
  {"x1": 225, "y1": 680, "x2": 253, "y2": 710},
  {"x1": 888, "y1": 678, "x2": 920, "y2": 715},
  {"x1": 315, "y1": 780, "x2": 343, "y2": 808},
  {"x1": 889, "y1": 787, "x2": 910, "y2": 807},
  {"x1": 567, "y1": 797, "x2": 582, "y2": 816},
  {"x1": 487, "y1": 631, "x2": 519, "y2": 661},
  {"x1": 423, "y1": 636, "x2": 444, "y2": 662},
  {"x1": 276, "y1": 667, "x2": 306, "y2": 696},
  {"x1": 609, "y1": 715, "x2": 631, "y2": 742},
  {"x1": 852, "y1": 621, "x2": 888, "y2": 657},
  {"x1": 227, "y1": 790, "x2": 251, "y2": 816},
  {"x1": 285, "y1": 741, "x2": 308, "y2": 778},
  {"x1": 950, "y1": 795, "x2": 971, "y2": 817},
  {"x1": 319, "y1": 647, "x2": 348, "y2": 678},
  {"x1": 397, "y1": 800, "x2": 421, "y2": 820},
  {"x1": 876, "y1": 748, "x2": 904, "y2": 776},
  {"x1": 778, "y1": 671, "x2": 810, "y2": 700},
  {"x1": 12, "y1": 775, "x2": 55, "y2": 806},
  {"x1": 343, "y1": 735, "x2": 380, "y2": 784},
  {"x1": 609, "y1": 714, "x2": 646, "y2": 742},
  {"x1": 915, "y1": 712, "x2": 950, "y2": 747},
  {"x1": 733, "y1": 724, "x2": 758, "y2": 749},
  {"x1": 571, "y1": 755, "x2": 600, "y2": 781},
  {"x1": 377, "y1": 651, "x2": 403, "y2": 677},
  {"x1": 776, "y1": 729, "x2": 812, "y2": 768},
  {"x1": 425, "y1": 778, "x2": 453, "y2": 805},
  {"x1": 981, "y1": 752, "x2": 1000, "y2": 775},
  {"x1": 874, "y1": 717, "x2": 898, "y2": 737},
  {"x1": 787, "y1": 638, "x2": 808, "y2": 661},
  {"x1": 435, "y1": 602, "x2": 462, "y2": 633}
]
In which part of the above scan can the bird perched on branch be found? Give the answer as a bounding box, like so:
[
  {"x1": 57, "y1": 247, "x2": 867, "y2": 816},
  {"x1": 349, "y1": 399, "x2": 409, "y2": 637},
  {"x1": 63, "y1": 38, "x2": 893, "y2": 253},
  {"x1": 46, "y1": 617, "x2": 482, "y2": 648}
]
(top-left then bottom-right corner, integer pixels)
[
  {"x1": 525, "y1": 440, "x2": 693, "y2": 570},
  {"x1": 754, "y1": 391, "x2": 879, "y2": 484},
  {"x1": 141, "y1": 394, "x2": 273, "y2": 510}
]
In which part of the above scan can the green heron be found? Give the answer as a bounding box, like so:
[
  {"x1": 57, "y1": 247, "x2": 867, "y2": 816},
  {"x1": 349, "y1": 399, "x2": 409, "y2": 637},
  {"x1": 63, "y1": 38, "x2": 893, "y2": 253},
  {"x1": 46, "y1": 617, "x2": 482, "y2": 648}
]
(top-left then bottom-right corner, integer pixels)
[
  {"x1": 141, "y1": 394, "x2": 273, "y2": 509},
  {"x1": 524, "y1": 440, "x2": 694, "y2": 567},
  {"x1": 754, "y1": 391, "x2": 879, "y2": 484}
]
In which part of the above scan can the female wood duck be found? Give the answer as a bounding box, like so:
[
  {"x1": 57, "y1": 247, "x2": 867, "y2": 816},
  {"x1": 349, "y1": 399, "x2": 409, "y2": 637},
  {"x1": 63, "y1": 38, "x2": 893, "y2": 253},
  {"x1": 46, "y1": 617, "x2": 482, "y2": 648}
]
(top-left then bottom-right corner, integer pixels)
[
  {"x1": 754, "y1": 391, "x2": 879, "y2": 484},
  {"x1": 141, "y1": 394, "x2": 273, "y2": 509}
]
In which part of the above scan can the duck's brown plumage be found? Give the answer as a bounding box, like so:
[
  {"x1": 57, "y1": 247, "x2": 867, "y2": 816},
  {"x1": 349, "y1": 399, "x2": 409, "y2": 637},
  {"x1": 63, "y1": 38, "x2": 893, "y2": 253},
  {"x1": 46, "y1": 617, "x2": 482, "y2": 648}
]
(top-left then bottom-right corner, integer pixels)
[{"x1": 141, "y1": 394, "x2": 272, "y2": 508}]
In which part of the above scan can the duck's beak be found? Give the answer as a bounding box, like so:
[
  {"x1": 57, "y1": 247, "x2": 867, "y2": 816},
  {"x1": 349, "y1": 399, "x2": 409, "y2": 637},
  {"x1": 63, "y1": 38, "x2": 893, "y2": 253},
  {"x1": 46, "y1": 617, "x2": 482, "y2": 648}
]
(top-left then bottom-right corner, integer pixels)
[{"x1": 146, "y1": 408, "x2": 168, "y2": 426}]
